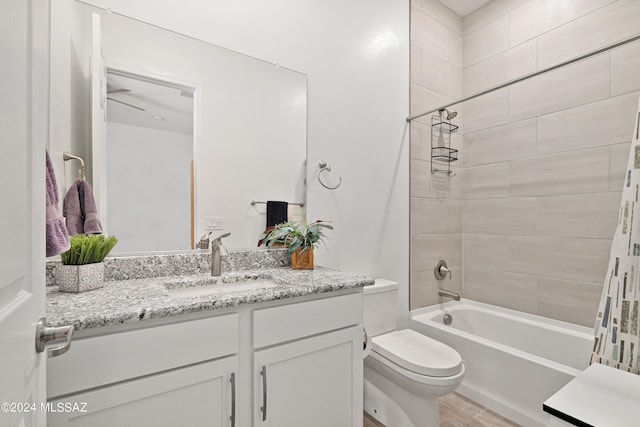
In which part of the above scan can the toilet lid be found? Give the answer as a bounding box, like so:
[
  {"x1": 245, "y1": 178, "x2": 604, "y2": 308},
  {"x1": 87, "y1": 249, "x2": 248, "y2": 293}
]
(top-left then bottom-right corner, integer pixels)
[{"x1": 371, "y1": 329, "x2": 463, "y2": 377}]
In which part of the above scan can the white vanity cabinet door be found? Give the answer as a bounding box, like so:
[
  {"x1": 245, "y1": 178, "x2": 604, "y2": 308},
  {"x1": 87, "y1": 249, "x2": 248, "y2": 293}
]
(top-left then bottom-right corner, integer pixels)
[
  {"x1": 253, "y1": 325, "x2": 362, "y2": 427},
  {"x1": 48, "y1": 355, "x2": 238, "y2": 427}
]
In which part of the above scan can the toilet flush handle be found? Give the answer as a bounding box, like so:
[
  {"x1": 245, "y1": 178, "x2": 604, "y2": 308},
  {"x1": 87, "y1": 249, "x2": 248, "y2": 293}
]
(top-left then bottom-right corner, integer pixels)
[{"x1": 434, "y1": 260, "x2": 452, "y2": 280}]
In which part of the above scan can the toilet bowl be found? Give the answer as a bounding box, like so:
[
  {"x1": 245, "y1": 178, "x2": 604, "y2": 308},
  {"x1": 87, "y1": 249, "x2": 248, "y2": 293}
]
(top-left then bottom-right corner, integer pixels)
[{"x1": 363, "y1": 280, "x2": 464, "y2": 427}]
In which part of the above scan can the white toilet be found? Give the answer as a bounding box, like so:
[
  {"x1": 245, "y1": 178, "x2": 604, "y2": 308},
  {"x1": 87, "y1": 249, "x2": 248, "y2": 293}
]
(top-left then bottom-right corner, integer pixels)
[{"x1": 363, "y1": 279, "x2": 465, "y2": 427}]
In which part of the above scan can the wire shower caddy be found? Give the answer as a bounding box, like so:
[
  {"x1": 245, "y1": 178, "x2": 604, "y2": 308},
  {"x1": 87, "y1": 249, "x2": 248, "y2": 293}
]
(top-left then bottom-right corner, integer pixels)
[{"x1": 430, "y1": 112, "x2": 458, "y2": 177}]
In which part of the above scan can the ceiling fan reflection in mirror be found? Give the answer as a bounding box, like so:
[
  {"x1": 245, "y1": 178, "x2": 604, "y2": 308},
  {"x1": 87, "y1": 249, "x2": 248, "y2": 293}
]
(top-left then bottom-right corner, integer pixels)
[{"x1": 106, "y1": 87, "x2": 146, "y2": 111}]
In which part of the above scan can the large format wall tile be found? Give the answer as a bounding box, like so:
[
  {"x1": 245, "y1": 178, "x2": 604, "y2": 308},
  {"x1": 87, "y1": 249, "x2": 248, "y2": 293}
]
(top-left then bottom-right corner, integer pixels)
[
  {"x1": 410, "y1": 233, "x2": 462, "y2": 271},
  {"x1": 463, "y1": 267, "x2": 538, "y2": 313},
  {"x1": 463, "y1": 39, "x2": 536, "y2": 96},
  {"x1": 463, "y1": 162, "x2": 509, "y2": 199},
  {"x1": 413, "y1": 198, "x2": 462, "y2": 234},
  {"x1": 419, "y1": 49, "x2": 463, "y2": 99},
  {"x1": 463, "y1": 198, "x2": 537, "y2": 235},
  {"x1": 463, "y1": 0, "x2": 529, "y2": 36},
  {"x1": 537, "y1": 277, "x2": 602, "y2": 327},
  {"x1": 463, "y1": 88, "x2": 509, "y2": 133},
  {"x1": 508, "y1": 0, "x2": 614, "y2": 47},
  {"x1": 509, "y1": 54, "x2": 610, "y2": 122},
  {"x1": 537, "y1": 93, "x2": 639, "y2": 155},
  {"x1": 508, "y1": 236, "x2": 611, "y2": 284},
  {"x1": 411, "y1": 159, "x2": 463, "y2": 199},
  {"x1": 413, "y1": 0, "x2": 463, "y2": 34},
  {"x1": 509, "y1": 147, "x2": 610, "y2": 197},
  {"x1": 411, "y1": 8, "x2": 452, "y2": 61},
  {"x1": 610, "y1": 142, "x2": 631, "y2": 191},
  {"x1": 463, "y1": 233, "x2": 509, "y2": 271},
  {"x1": 463, "y1": 15, "x2": 508, "y2": 66},
  {"x1": 537, "y1": 192, "x2": 622, "y2": 239},
  {"x1": 611, "y1": 42, "x2": 640, "y2": 97},
  {"x1": 463, "y1": 118, "x2": 536, "y2": 166},
  {"x1": 537, "y1": 0, "x2": 640, "y2": 68}
]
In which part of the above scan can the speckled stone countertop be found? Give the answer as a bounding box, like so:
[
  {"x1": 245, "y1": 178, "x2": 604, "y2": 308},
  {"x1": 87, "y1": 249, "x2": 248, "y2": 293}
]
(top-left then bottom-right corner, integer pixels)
[{"x1": 46, "y1": 266, "x2": 373, "y2": 331}]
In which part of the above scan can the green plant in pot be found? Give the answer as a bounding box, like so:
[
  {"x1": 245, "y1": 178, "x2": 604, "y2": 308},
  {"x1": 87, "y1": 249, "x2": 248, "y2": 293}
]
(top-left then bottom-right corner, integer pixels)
[
  {"x1": 56, "y1": 235, "x2": 118, "y2": 293},
  {"x1": 259, "y1": 220, "x2": 332, "y2": 270}
]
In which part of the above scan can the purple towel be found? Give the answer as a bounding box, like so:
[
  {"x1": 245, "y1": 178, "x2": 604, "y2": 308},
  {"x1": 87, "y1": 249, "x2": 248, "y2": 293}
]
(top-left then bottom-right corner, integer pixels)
[
  {"x1": 46, "y1": 151, "x2": 70, "y2": 257},
  {"x1": 64, "y1": 179, "x2": 103, "y2": 235},
  {"x1": 78, "y1": 180, "x2": 103, "y2": 234}
]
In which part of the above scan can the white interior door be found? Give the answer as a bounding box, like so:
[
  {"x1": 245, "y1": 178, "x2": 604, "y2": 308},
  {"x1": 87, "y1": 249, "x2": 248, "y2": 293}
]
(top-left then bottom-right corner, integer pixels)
[{"x1": 0, "y1": 0, "x2": 50, "y2": 426}]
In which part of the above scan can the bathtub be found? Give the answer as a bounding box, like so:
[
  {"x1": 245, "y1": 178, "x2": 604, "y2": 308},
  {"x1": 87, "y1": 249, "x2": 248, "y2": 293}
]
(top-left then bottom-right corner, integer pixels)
[{"x1": 409, "y1": 300, "x2": 593, "y2": 427}]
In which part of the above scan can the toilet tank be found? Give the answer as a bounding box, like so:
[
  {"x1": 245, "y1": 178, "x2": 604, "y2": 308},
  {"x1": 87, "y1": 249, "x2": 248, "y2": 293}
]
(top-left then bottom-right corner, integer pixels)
[{"x1": 363, "y1": 279, "x2": 399, "y2": 337}]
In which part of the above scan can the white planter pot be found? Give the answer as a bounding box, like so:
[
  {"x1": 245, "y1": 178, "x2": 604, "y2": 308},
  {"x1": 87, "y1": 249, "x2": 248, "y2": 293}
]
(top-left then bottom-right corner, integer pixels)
[{"x1": 55, "y1": 262, "x2": 105, "y2": 293}]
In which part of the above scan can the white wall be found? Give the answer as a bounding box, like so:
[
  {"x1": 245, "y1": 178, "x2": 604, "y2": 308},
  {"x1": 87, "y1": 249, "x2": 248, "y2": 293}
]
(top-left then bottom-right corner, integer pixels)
[
  {"x1": 106, "y1": 122, "x2": 192, "y2": 253},
  {"x1": 78, "y1": 0, "x2": 411, "y2": 320}
]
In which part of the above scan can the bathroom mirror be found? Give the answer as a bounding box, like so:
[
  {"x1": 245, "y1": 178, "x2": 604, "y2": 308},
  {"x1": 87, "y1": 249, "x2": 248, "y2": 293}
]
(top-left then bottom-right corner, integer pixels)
[{"x1": 50, "y1": 0, "x2": 307, "y2": 253}]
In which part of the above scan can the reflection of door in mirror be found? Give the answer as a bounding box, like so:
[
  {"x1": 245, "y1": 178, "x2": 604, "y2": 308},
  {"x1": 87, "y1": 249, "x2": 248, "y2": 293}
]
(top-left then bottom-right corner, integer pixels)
[{"x1": 104, "y1": 71, "x2": 194, "y2": 253}]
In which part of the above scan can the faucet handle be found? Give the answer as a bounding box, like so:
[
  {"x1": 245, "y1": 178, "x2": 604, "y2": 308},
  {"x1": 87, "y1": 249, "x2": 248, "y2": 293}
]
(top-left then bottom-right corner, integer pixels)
[
  {"x1": 196, "y1": 232, "x2": 212, "y2": 249},
  {"x1": 434, "y1": 260, "x2": 452, "y2": 280},
  {"x1": 212, "y1": 232, "x2": 231, "y2": 243}
]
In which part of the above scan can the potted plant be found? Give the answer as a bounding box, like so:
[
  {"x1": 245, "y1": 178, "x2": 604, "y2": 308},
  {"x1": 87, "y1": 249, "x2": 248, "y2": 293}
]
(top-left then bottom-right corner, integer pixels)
[
  {"x1": 55, "y1": 235, "x2": 118, "y2": 293},
  {"x1": 259, "y1": 220, "x2": 333, "y2": 270}
]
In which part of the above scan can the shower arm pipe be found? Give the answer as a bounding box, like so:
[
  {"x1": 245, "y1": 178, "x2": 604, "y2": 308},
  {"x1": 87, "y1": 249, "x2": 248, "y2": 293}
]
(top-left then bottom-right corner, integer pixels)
[{"x1": 407, "y1": 33, "x2": 640, "y2": 123}]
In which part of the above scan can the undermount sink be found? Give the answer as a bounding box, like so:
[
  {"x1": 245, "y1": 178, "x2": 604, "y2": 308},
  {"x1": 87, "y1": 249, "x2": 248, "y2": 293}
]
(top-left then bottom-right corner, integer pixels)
[{"x1": 166, "y1": 277, "x2": 280, "y2": 299}]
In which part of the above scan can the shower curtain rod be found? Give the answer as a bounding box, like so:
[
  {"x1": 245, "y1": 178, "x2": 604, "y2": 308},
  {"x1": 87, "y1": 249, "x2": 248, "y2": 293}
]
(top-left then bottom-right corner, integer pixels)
[{"x1": 407, "y1": 33, "x2": 640, "y2": 123}]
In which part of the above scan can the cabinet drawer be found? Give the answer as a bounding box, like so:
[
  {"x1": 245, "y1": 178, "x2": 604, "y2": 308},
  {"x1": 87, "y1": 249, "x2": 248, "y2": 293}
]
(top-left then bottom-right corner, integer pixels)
[
  {"x1": 253, "y1": 293, "x2": 362, "y2": 348},
  {"x1": 48, "y1": 313, "x2": 238, "y2": 398}
]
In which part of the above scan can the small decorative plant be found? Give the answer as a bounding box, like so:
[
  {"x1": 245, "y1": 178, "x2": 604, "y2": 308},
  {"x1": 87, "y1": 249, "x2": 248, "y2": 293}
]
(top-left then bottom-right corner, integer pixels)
[
  {"x1": 259, "y1": 220, "x2": 332, "y2": 270},
  {"x1": 56, "y1": 235, "x2": 117, "y2": 293},
  {"x1": 61, "y1": 235, "x2": 118, "y2": 265}
]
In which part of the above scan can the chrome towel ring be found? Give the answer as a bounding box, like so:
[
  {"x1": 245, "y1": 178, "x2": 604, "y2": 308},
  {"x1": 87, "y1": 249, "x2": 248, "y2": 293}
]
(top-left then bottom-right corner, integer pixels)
[{"x1": 317, "y1": 161, "x2": 342, "y2": 190}]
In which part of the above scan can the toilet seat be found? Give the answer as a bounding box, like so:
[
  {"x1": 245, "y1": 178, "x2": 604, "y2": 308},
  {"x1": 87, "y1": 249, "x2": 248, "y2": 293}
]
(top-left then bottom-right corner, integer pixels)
[{"x1": 371, "y1": 329, "x2": 463, "y2": 377}]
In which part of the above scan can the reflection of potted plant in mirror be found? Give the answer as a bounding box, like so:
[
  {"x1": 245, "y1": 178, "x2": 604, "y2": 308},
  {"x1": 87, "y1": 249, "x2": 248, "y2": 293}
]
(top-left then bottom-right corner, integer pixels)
[
  {"x1": 259, "y1": 220, "x2": 333, "y2": 270},
  {"x1": 55, "y1": 235, "x2": 118, "y2": 293}
]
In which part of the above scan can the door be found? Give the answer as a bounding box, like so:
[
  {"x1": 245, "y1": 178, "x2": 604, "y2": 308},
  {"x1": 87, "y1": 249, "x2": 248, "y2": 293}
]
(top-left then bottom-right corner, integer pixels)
[
  {"x1": 0, "y1": 0, "x2": 50, "y2": 426},
  {"x1": 47, "y1": 356, "x2": 238, "y2": 427},
  {"x1": 254, "y1": 326, "x2": 362, "y2": 427}
]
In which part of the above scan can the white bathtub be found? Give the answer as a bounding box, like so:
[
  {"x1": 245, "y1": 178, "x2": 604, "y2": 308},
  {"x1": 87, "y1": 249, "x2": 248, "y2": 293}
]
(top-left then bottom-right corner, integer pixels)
[{"x1": 410, "y1": 300, "x2": 593, "y2": 427}]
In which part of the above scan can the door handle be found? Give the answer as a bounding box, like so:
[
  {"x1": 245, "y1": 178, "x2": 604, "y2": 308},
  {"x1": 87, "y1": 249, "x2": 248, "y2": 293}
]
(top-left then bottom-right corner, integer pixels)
[
  {"x1": 230, "y1": 373, "x2": 236, "y2": 427},
  {"x1": 35, "y1": 318, "x2": 74, "y2": 358},
  {"x1": 260, "y1": 365, "x2": 267, "y2": 421}
]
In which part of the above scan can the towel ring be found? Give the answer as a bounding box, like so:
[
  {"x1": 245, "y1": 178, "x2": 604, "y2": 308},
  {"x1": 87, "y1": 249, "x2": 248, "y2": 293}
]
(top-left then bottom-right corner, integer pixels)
[{"x1": 317, "y1": 161, "x2": 342, "y2": 190}]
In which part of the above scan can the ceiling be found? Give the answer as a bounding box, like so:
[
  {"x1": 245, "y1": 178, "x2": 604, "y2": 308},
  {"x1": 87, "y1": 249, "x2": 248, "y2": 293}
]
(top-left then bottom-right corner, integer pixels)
[
  {"x1": 106, "y1": 73, "x2": 194, "y2": 135},
  {"x1": 438, "y1": 0, "x2": 492, "y2": 17}
]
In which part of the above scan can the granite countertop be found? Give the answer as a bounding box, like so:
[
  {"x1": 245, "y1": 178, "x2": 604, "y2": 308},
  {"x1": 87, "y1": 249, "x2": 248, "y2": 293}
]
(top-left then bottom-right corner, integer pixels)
[{"x1": 46, "y1": 266, "x2": 373, "y2": 330}]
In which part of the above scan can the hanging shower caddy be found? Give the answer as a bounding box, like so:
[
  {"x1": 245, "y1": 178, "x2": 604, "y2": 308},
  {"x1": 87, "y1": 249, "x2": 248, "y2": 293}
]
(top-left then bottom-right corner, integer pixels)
[{"x1": 430, "y1": 109, "x2": 458, "y2": 177}]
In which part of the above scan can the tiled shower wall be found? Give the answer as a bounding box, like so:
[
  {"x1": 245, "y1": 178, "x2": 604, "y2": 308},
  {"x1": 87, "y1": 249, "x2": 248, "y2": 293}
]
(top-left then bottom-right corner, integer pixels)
[
  {"x1": 410, "y1": 0, "x2": 640, "y2": 326},
  {"x1": 409, "y1": 0, "x2": 463, "y2": 309}
]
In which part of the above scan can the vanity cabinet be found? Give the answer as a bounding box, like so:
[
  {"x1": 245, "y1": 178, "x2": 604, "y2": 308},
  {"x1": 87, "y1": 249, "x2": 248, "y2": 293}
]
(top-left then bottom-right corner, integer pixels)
[{"x1": 47, "y1": 291, "x2": 363, "y2": 427}]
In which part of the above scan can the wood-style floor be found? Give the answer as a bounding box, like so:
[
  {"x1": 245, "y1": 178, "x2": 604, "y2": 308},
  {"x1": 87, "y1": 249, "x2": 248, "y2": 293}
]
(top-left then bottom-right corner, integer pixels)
[{"x1": 363, "y1": 392, "x2": 522, "y2": 427}]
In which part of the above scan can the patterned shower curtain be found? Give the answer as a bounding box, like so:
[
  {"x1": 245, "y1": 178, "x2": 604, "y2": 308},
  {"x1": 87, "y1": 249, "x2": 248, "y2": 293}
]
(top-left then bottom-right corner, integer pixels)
[{"x1": 591, "y1": 95, "x2": 640, "y2": 374}]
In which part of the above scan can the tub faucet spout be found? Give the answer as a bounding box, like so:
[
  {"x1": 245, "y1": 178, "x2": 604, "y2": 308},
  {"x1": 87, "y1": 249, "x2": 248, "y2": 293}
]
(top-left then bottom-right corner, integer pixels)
[{"x1": 439, "y1": 289, "x2": 460, "y2": 301}]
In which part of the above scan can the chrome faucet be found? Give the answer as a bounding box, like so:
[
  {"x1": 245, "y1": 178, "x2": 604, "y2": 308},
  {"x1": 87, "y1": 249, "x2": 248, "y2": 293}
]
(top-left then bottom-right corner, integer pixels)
[
  {"x1": 211, "y1": 233, "x2": 231, "y2": 276},
  {"x1": 438, "y1": 289, "x2": 461, "y2": 301}
]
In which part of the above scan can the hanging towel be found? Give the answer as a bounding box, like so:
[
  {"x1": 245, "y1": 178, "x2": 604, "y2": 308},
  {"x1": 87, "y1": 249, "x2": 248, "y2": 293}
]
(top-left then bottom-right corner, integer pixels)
[
  {"x1": 78, "y1": 180, "x2": 103, "y2": 234},
  {"x1": 64, "y1": 181, "x2": 83, "y2": 236},
  {"x1": 266, "y1": 201, "x2": 288, "y2": 227},
  {"x1": 64, "y1": 179, "x2": 103, "y2": 235},
  {"x1": 45, "y1": 151, "x2": 70, "y2": 257}
]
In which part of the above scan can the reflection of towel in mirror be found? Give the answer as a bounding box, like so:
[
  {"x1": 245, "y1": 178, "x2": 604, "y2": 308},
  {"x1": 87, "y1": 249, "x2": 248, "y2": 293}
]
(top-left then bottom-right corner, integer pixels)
[
  {"x1": 266, "y1": 201, "x2": 288, "y2": 227},
  {"x1": 46, "y1": 151, "x2": 70, "y2": 257},
  {"x1": 64, "y1": 179, "x2": 103, "y2": 235}
]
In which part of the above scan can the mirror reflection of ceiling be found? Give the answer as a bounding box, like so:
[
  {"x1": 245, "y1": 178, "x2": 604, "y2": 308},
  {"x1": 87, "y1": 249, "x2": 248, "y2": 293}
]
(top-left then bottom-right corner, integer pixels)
[{"x1": 106, "y1": 72, "x2": 194, "y2": 135}]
